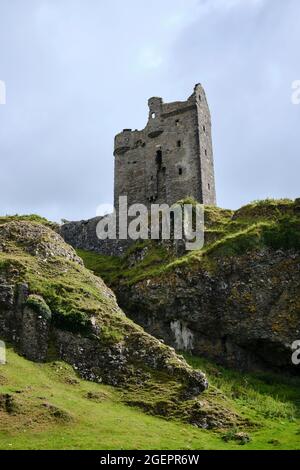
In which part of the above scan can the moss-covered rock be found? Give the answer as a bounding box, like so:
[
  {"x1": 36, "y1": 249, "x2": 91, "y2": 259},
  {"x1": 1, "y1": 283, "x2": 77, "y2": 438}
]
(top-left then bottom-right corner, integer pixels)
[{"x1": 0, "y1": 218, "x2": 213, "y2": 426}]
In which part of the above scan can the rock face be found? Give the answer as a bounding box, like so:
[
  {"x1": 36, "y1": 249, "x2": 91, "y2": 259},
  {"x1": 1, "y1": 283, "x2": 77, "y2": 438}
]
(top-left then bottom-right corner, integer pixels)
[
  {"x1": 0, "y1": 219, "x2": 207, "y2": 398},
  {"x1": 60, "y1": 216, "x2": 133, "y2": 256},
  {"x1": 116, "y1": 249, "x2": 300, "y2": 373}
]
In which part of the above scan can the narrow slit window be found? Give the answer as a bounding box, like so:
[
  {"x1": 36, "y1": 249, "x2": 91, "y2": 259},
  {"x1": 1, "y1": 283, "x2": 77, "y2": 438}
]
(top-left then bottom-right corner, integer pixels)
[
  {"x1": 179, "y1": 168, "x2": 183, "y2": 176},
  {"x1": 177, "y1": 140, "x2": 182, "y2": 148},
  {"x1": 156, "y1": 150, "x2": 162, "y2": 167}
]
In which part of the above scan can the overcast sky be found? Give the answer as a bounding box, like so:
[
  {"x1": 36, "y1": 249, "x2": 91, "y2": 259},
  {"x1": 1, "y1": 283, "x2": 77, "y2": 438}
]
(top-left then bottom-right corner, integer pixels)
[{"x1": 0, "y1": 0, "x2": 299, "y2": 221}]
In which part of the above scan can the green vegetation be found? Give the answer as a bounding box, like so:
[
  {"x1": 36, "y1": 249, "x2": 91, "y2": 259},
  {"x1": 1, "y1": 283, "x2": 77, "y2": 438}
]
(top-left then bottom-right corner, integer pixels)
[
  {"x1": 185, "y1": 355, "x2": 299, "y2": 422},
  {"x1": 77, "y1": 241, "x2": 175, "y2": 286},
  {"x1": 0, "y1": 218, "x2": 222, "y2": 426},
  {"x1": 0, "y1": 220, "x2": 126, "y2": 337},
  {"x1": 0, "y1": 214, "x2": 57, "y2": 230},
  {"x1": 262, "y1": 216, "x2": 300, "y2": 250},
  {"x1": 76, "y1": 248, "x2": 123, "y2": 285},
  {"x1": 78, "y1": 199, "x2": 300, "y2": 287},
  {"x1": 1, "y1": 201, "x2": 299, "y2": 449},
  {"x1": 25, "y1": 295, "x2": 52, "y2": 320},
  {"x1": 0, "y1": 347, "x2": 299, "y2": 450}
]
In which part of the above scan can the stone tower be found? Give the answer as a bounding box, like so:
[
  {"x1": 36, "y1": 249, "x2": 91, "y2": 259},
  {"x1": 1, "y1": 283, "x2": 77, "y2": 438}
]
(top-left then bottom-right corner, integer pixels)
[{"x1": 114, "y1": 84, "x2": 216, "y2": 210}]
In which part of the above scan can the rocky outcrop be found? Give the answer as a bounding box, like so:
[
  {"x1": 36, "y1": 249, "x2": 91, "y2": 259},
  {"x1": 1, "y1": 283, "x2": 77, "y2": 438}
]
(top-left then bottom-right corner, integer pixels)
[
  {"x1": 0, "y1": 220, "x2": 207, "y2": 401},
  {"x1": 116, "y1": 248, "x2": 300, "y2": 373}
]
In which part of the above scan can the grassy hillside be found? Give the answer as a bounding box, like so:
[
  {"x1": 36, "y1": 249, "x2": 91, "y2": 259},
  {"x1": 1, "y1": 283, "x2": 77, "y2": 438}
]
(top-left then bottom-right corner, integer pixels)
[
  {"x1": 77, "y1": 199, "x2": 300, "y2": 287},
  {"x1": 0, "y1": 214, "x2": 58, "y2": 230},
  {"x1": 0, "y1": 347, "x2": 299, "y2": 450},
  {"x1": 0, "y1": 219, "x2": 218, "y2": 426},
  {"x1": 1, "y1": 201, "x2": 299, "y2": 450}
]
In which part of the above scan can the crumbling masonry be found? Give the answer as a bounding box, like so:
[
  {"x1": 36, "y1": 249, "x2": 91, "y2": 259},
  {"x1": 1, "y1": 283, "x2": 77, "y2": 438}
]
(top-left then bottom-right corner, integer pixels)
[{"x1": 114, "y1": 84, "x2": 216, "y2": 210}]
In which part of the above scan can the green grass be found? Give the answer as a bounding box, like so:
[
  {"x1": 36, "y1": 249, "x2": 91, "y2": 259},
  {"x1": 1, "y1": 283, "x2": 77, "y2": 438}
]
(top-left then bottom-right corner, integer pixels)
[
  {"x1": 1, "y1": 219, "x2": 239, "y2": 426},
  {"x1": 0, "y1": 348, "x2": 299, "y2": 450},
  {"x1": 76, "y1": 248, "x2": 123, "y2": 285},
  {"x1": 0, "y1": 214, "x2": 57, "y2": 230},
  {"x1": 78, "y1": 199, "x2": 300, "y2": 288},
  {"x1": 77, "y1": 241, "x2": 176, "y2": 286},
  {"x1": 185, "y1": 355, "x2": 300, "y2": 421},
  {"x1": 1, "y1": 202, "x2": 299, "y2": 449}
]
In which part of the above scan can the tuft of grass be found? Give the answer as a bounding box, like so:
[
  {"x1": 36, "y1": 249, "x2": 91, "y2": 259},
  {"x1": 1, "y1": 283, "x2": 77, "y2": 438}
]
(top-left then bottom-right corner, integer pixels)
[
  {"x1": 184, "y1": 355, "x2": 299, "y2": 423},
  {"x1": 0, "y1": 214, "x2": 57, "y2": 230}
]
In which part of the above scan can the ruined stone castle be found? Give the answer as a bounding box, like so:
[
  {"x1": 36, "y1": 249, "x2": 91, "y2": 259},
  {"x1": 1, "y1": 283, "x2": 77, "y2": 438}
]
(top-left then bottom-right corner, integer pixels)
[
  {"x1": 61, "y1": 84, "x2": 217, "y2": 255},
  {"x1": 114, "y1": 84, "x2": 216, "y2": 210}
]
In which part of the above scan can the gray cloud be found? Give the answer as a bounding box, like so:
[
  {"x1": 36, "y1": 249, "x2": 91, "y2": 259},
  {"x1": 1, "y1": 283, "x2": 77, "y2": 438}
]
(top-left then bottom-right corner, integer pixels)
[{"x1": 0, "y1": 0, "x2": 299, "y2": 221}]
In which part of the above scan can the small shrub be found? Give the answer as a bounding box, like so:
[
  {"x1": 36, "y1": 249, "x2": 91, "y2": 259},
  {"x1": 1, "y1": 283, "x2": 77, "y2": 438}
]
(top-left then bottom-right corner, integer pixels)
[{"x1": 222, "y1": 428, "x2": 251, "y2": 445}]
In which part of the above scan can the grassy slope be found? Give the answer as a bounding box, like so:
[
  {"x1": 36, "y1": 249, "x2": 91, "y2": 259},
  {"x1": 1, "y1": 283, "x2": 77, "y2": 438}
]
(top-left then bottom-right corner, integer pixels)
[
  {"x1": 1, "y1": 220, "x2": 221, "y2": 428},
  {"x1": 0, "y1": 347, "x2": 299, "y2": 450},
  {"x1": 78, "y1": 199, "x2": 300, "y2": 287},
  {"x1": 1, "y1": 202, "x2": 299, "y2": 449}
]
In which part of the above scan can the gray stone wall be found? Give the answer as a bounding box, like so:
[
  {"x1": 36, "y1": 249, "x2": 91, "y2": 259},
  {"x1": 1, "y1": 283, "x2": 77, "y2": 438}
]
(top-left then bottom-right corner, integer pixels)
[
  {"x1": 114, "y1": 84, "x2": 217, "y2": 210},
  {"x1": 60, "y1": 217, "x2": 133, "y2": 256}
]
